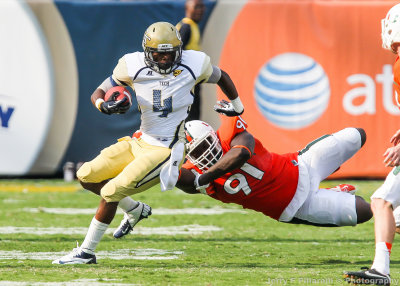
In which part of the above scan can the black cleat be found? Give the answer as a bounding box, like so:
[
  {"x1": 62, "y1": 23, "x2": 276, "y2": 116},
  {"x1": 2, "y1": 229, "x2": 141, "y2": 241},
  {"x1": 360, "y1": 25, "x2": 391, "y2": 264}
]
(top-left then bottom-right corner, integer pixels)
[{"x1": 344, "y1": 267, "x2": 390, "y2": 285}]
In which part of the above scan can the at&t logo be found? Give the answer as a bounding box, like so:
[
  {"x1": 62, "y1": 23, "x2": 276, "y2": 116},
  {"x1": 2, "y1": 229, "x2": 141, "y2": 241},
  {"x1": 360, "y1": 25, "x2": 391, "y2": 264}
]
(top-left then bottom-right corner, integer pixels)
[{"x1": 254, "y1": 53, "x2": 330, "y2": 130}]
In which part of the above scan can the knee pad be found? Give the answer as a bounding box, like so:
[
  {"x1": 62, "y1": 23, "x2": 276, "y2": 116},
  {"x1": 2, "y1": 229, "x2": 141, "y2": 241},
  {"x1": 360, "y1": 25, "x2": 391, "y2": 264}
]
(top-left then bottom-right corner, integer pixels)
[
  {"x1": 76, "y1": 162, "x2": 92, "y2": 182},
  {"x1": 337, "y1": 194, "x2": 357, "y2": 226},
  {"x1": 101, "y1": 141, "x2": 131, "y2": 159}
]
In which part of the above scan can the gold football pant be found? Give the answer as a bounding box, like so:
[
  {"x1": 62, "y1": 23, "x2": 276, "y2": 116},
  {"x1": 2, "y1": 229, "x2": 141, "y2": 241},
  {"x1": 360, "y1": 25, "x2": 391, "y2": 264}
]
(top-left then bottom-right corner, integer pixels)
[{"x1": 77, "y1": 138, "x2": 174, "y2": 202}]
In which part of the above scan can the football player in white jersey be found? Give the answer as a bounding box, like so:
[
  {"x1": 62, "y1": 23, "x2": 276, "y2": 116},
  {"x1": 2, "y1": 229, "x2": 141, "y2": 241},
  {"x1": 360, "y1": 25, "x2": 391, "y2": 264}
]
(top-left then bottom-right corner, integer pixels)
[
  {"x1": 52, "y1": 21, "x2": 244, "y2": 265},
  {"x1": 344, "y1": 4, "x2": 400, "y2": 285}
]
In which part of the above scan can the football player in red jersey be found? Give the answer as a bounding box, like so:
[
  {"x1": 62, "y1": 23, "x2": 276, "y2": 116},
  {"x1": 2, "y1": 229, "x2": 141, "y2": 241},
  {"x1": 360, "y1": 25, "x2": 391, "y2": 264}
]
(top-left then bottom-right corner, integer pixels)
[
  {"x1": 344, "y1": 4, "x2": 400, "y2": 285},
  {"x1": 177, "y1": 113, "x2": 372, "y2": 227}
]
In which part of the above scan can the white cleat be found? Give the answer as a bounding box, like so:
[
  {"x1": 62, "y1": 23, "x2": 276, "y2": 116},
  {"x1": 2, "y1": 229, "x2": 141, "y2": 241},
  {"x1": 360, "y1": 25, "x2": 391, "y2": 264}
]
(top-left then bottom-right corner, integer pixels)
[
  {"x1": 52, "y1": 243, "x2": 96, "y2": 265},
  {"x1": 113, "y1": 202, "x2": 152, "y2": 239}
]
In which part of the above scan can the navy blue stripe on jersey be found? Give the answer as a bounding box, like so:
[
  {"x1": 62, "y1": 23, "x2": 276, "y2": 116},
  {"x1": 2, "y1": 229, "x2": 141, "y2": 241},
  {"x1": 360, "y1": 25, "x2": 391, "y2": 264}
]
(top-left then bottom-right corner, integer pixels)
[
  {"x1": 178, "y1": 63, "x2": 196, "y2": 80},
  {"x1": 110, "y1": 76, "x2": 118, "y2": 87},
  {"x1": 111, "y1": 76, "x2": 129, "y2": 87},
  {"x1": 169, "y1": 120, "x2": 184, "y2": 148},
  {"x1": 135, "y1": 154, "x2": 171, "y2": 188},
  {"x1": 133, "y1": 67, "x2": 149, "y2": 81}
]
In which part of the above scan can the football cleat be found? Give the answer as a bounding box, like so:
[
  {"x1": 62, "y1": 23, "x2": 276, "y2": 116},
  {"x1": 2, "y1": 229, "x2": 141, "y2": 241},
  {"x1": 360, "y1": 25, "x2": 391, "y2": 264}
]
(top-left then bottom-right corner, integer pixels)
[
  {"x1": 328, "y1": 184, "x2": 356, "y2": 195},
  {"x1": 344, "y1": 267, "x2": 390, "y2": 285},
  {"x1": 113, "y1": 202, "x2": 152, "y2": 239},
  {"x1": 52, "y1": 243, "x2": 96, "y2": 265}
]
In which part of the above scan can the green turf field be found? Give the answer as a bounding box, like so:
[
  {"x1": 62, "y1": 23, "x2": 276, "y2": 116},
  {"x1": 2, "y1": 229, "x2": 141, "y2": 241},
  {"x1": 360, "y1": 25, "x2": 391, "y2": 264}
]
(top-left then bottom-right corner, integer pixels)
[{"x1": 0, "y1": 179, "x2": 397, "y2": 285}]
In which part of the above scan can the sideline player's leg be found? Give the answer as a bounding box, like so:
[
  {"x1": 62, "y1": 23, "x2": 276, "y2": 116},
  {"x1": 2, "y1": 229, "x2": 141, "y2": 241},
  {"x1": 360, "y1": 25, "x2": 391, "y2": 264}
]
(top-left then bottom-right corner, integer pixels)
[
  {"x1": 393, "y1": 206, "x2": 400, "y2": 234},
  {"x1": 344, "y1": 167, "x2": 400, "y2": 285}
]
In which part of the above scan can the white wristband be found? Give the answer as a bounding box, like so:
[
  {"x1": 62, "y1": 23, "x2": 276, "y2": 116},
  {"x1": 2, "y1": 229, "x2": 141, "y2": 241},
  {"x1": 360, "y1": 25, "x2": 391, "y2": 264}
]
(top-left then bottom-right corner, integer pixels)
[
  {"x1": 231, "y1": 97, "x2": 244, "y2": 113},
  {"x1": 95, "y1": 98, "x2": 105, "y2": 111}
]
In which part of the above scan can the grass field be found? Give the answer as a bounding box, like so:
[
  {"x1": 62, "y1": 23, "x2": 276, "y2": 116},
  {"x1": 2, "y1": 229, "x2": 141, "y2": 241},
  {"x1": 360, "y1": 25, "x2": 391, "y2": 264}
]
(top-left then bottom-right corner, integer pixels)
[{"x1": 0, "y1": 179, "x2": 398, "y2": 286}]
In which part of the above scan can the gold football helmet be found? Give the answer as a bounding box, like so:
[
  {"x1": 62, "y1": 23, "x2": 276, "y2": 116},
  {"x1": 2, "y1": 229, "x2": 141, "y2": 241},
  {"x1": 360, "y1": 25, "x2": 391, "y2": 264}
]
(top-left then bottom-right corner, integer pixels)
[{"x1": 142, "y1": 22, "x2": 183, "y2": 74}]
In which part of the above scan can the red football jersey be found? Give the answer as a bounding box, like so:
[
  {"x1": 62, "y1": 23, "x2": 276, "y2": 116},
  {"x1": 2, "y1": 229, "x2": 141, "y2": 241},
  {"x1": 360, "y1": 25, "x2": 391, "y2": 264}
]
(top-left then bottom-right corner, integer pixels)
[
  {"x1": 182, "y1": 116, "x2": 299, "y2": 220},
  {"x1": 394, "y1": 56, "x2": 400, "y2": 108}
]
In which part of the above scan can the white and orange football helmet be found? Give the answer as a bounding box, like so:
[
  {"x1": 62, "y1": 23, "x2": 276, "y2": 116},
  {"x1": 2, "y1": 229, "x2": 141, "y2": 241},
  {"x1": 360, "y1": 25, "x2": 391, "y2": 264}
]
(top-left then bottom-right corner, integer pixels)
[
  {"x1": 382, "y1": 4, "x2": 400, "y2": 53},
  {"x1": 185, "y1": 120, "x2": 223, "y2": 172},
  {"x1": 142, "y1": 22, "x2": 182, "y2": 74}
]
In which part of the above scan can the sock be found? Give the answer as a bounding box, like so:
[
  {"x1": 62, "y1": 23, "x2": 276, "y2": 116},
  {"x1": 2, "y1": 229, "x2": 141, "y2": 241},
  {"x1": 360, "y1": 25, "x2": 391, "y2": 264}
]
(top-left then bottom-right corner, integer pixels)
[
  {"x1": 118, "y1": 197, "x2": 138, "y2": 212},
  {"x1": 80, "y1": 217, "x2": 109, "y2": 254},
  {"x1": 371, "y1": 242, "x2": 392, "y2": 275}
]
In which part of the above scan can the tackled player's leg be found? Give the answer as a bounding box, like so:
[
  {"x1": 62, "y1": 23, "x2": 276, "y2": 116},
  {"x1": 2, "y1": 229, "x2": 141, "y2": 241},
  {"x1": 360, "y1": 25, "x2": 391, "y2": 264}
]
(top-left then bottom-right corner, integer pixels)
[{"x1": 53, "y1": 138, "x2": 171, "y2": 264}]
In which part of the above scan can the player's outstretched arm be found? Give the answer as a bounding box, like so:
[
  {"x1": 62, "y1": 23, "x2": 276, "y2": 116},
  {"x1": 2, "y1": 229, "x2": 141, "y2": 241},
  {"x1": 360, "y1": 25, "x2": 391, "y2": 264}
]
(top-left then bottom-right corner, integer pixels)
[
  {"x1": 176, "y1": 168, "x2": 200, "y2": 194},
  {"x1": 214, "y1": 69, "x2": 244, "y2": 116},
  {"x1": 199, "y1": 131, "x2": 254, "y2": 186},
  {"x1": 217, "y1": 69, "x2": 238, "y2": 100}
]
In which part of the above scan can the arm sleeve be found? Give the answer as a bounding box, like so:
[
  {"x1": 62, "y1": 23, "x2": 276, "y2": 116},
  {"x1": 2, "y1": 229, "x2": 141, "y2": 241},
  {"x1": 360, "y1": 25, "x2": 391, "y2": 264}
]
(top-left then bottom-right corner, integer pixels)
[{"x1": 206, "y1": 65, "x2": 222, "y2": 84}]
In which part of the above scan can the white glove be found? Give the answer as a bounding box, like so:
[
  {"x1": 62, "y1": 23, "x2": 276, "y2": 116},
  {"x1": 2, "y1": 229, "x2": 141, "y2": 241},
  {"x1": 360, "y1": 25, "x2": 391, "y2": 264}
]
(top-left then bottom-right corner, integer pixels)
[
  {"x1": 213, "y1": 99, "x2": 244, "y2": 117},
  {"x1": 191, "y1": 169, "x2": 210, "y2": 194}
]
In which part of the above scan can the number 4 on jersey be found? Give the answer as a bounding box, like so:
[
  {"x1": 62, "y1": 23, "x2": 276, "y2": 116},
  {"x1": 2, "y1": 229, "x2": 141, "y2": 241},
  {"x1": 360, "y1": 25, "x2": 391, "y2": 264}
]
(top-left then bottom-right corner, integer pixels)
[{"x1": 153, "y1": 89, "x2": 172, "y2": 117}]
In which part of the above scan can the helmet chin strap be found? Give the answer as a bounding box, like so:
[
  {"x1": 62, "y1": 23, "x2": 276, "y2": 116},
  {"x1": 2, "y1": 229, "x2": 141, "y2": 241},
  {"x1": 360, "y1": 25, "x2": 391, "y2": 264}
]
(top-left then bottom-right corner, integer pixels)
[{"x1": 157, "y1": 62, "x2": 174, "y2": 74}]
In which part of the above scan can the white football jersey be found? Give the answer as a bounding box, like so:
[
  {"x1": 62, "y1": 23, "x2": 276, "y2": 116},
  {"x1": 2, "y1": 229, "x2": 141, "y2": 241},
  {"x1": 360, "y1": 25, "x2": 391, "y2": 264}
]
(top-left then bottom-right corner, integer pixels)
[{"x1": 112, "y1": 50, "x2": 213, "y2": 147}]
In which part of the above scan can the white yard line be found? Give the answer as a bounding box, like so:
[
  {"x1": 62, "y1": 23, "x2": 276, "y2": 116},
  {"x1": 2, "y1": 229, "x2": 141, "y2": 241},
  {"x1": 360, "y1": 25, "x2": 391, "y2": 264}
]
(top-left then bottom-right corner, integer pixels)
[
  {"x1": 22, "y1": 207, "x2": 247, "y2": 215},
  {"x1": 0, "y1": 248, "x2": 183, "y2": 261},
  {"x1": 0, "y1": 280, "x2": 138, "y2": 286},
  {"x1": 0, "y1": 224, "x2": 222, "y2": 236}
]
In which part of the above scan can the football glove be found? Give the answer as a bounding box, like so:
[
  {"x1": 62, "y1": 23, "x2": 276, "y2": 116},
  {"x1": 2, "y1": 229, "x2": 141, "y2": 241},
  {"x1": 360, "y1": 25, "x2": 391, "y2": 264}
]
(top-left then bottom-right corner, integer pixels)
[
  {"x1": 191, "y1": 169, "x2": 210, "y2": 195},
  {"x1": 100, "y1": 92, "x2": 130, "y2": 115},
  {"x1": 213, "y1": 99, "x2": 244, "y2": 117}
]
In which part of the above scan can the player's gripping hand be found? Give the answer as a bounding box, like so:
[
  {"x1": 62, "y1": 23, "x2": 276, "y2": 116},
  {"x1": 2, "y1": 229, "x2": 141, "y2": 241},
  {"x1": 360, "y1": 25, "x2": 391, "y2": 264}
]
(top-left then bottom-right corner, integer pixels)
[
  {"x1": 213, "y1": 99, "x2": 244, "y2": 117},
  {"x1": 100, "y1": 92, "x2": 130, "y2": 115},
  {"x1": 191, "y1": 169, "x2": 210, "y2": 195},
  {"x1": 390, "y1": 129, "x2": 400, "y2": 146}
]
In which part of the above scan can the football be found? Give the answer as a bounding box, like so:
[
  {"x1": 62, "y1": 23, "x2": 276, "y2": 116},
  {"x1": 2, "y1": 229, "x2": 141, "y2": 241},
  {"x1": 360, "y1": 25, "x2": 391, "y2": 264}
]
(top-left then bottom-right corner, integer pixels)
[{"x1": 104, "y1": 86, "x2": 132, "y2": 107}]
